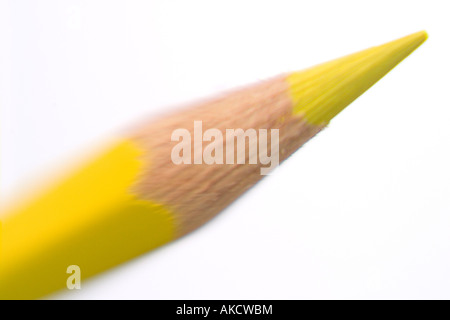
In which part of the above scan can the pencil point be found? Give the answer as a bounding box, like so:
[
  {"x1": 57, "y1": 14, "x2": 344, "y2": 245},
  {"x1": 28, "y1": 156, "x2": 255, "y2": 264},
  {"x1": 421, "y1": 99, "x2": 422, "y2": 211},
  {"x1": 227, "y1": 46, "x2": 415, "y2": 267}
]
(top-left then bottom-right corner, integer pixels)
[{"x1": 287, "y1": 31, "x2": 428, "y2": 126}]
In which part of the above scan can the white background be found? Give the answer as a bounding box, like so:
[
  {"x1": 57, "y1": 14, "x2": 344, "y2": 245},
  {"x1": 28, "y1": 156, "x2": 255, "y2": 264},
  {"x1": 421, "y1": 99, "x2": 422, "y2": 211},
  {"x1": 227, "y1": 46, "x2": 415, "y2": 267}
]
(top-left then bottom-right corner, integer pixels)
[{"x1": 1, "y1": 0, "x2": 449, "y2": 299}]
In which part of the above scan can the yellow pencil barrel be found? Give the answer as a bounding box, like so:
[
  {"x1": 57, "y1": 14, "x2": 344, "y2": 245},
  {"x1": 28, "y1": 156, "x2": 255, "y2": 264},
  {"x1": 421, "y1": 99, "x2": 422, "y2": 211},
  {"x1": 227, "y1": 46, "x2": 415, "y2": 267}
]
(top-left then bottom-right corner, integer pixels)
[{"x1": 0, "y1": 31, "x2": 427, "y2": 299}]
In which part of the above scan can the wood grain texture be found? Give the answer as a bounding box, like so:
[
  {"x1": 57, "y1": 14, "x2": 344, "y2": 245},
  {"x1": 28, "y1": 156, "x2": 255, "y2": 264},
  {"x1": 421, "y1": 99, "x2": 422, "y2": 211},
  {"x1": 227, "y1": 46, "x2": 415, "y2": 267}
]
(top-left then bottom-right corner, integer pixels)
[{"x1": 131, "y1": 76, "x2": 323, "y2": 236}]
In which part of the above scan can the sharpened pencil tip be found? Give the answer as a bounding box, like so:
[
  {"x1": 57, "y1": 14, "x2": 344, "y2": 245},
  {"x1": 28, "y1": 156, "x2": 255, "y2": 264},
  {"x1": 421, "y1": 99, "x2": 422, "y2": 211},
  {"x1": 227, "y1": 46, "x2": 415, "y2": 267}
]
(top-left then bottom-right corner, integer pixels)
[
  {"x1": 287, "y1": 31, "x2": 428, "y2": 126},
  {"x1": 417, "y1": 30, "x2": 428, "y2": 41}
]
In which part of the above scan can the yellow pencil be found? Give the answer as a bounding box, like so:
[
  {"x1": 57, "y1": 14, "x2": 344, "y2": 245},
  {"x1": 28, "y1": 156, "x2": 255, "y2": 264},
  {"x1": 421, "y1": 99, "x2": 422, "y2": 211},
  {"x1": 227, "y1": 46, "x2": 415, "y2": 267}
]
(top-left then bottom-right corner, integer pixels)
[{"x1": 0, "y1": 31, "x2": 427, "y2": 299}]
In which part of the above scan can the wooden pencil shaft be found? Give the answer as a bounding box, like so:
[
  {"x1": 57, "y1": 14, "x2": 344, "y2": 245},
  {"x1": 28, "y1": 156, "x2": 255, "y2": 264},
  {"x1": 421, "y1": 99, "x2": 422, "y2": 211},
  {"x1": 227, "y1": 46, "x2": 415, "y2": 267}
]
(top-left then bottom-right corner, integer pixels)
[{"x1": 0, "y1": 31, "x2": 427, "y2": 299}]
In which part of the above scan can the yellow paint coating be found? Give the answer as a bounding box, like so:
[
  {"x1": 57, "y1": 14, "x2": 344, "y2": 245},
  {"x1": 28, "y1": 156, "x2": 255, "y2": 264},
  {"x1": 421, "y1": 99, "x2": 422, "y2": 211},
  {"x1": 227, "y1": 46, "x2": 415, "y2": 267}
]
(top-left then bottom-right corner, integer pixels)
[
  {"x1": 0, "y1": 140, "x2": 174, "y2": 299},
  {"x1": 287, "y1": 31, "x2": 428, "y2": 126}
]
